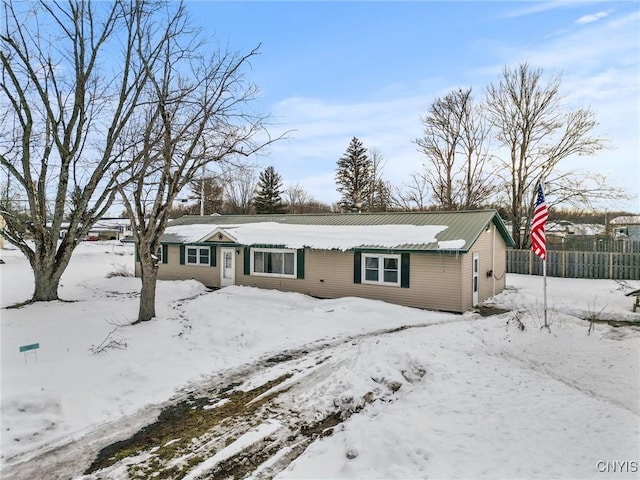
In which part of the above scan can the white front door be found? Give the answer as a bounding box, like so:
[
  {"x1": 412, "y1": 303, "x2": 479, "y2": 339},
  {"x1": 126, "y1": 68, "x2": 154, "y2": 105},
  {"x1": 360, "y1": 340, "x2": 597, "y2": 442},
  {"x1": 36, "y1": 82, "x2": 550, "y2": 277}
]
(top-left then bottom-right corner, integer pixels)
[
  {"x1": 472, "y1": 253, "x2": 479, "y2": 307},
  {"x1": 220, "y1": 248, "x2": 236, "y2": 287}
]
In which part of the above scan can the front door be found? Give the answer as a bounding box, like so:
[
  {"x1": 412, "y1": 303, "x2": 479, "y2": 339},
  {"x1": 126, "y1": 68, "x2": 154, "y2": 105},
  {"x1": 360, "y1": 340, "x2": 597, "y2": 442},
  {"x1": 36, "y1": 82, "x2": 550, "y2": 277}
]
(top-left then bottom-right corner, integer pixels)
[
  {"x1": 472, "y1": 253, "x2": 479, "y2": 307},
  {"x1": 220, "y1": 248, "x2": 236, "y2": 287}
]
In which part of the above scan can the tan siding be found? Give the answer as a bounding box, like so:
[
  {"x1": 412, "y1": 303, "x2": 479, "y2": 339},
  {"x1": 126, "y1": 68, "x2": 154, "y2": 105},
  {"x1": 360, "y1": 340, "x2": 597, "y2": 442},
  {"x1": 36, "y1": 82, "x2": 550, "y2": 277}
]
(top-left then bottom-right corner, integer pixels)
[
  {"x1": 132, "y1": 222, "x2": 508, "y2": 312},
  {"x1": 466, "y1": 225, "x2": 508, "y2": 309},
  {"x1": 136, "y1": 244, "x2": 221, "y2": 288},
  {"x1": 236, "y1": 249, "x2": 465, "y2": 312}
]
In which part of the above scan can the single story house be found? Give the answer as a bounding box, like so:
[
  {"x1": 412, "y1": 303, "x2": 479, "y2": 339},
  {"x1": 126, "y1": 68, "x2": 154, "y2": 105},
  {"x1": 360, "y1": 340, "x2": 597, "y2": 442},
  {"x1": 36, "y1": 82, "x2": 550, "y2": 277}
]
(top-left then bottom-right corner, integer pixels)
[{"x1": 134, "y1": 210, "x2": 515, "y2": 313}]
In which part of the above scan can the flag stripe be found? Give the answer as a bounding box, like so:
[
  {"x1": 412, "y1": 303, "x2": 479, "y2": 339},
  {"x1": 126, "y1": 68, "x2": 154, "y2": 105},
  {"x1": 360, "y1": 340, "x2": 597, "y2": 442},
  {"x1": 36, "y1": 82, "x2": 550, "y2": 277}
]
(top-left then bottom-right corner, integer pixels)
[{"x1": 531, "y1": 182, "x2": 548, "y2": 260}]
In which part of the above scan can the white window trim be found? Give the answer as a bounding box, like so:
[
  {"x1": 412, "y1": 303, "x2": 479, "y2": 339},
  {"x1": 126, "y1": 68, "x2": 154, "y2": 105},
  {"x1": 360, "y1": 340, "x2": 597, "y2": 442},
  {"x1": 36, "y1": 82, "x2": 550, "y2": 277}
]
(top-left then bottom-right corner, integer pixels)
[
  {"x1": 362, "y1": 253, "x2": 401, "y2": 286},
  {"x1": 186, "y1": 246, "x2": 210, "y2": 266},
  {"x1": 156, "y1": 246, "x2": 163, "y2": 264},
  {"x1": 250, "y1": 248, "x2": 297, "y2": 278}
]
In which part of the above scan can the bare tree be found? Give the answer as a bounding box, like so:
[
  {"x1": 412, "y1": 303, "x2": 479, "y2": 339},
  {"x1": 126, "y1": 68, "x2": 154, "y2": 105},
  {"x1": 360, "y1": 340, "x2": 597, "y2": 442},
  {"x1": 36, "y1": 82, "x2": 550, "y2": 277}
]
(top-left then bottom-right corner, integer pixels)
[
  {"x1": 223, "y1": 165, "x2": 258, "y2": 214},
  {"x1": 415, "y1": 90, "x2": 464, "y2": 210},
  {"x1": 0, "y1": 1, "x2": 157, "y2": 302},
  {"x1": 285, "y1": 183, "x2": 312, "y2": 214},
  {"x1": 117, "y1": 5, "x2": 279, "y2": 322},
  {"x1": 485, "y1": 63, "x2": 607, "y2": 248},
  {"x1": 458, "y1": 93, "x2": 496, "y2": 209},
  {"x1": 541, "y1": 172, "x2": 627, "y2": 213},
  {"x1": 390, "y1": 171, "x2": 430, "y2": 211},
  {"x1": 367, "y1": 147, "x2": 390, "y2": 212},
  {"x1": 415, "y1": 88, "x2": 496, "y2": 210},
  {"x1": 185, "y1": 175, "x2": 224, "y2": 215}
]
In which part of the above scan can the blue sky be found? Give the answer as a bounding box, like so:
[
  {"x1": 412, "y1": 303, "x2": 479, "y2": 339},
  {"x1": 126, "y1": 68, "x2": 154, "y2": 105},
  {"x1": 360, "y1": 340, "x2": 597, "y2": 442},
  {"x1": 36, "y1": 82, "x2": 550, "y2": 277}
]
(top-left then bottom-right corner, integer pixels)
[{"x1": 187, "y1": 1, "x2": 640, "y2": 212}]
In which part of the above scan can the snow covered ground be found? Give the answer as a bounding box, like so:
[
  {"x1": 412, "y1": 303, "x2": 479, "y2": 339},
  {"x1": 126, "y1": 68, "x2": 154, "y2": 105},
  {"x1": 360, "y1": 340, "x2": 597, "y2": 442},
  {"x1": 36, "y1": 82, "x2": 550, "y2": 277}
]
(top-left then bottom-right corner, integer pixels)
[{"x1": 1, "y1": 241, "x2": 639, "y2": 479}]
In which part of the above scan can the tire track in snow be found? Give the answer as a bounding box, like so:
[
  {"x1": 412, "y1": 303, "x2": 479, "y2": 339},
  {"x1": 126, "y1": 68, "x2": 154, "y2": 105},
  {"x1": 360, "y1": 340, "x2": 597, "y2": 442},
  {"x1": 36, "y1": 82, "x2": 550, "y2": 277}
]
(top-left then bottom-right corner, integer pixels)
[{"x1": 2, "y1": 315, "x2": 479, "y2": 480}]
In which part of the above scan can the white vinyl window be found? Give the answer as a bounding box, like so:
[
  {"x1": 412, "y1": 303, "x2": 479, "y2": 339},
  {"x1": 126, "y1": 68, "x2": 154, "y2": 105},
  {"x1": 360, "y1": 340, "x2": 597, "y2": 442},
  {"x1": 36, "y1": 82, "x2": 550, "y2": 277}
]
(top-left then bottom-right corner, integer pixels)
[
  {"x1": 186, "y1": 246, "x2": 210, "y2": 266},
  {"x1": 362, "y1": 254, "x2": 401, "y2": 286},
  {"x1": 251, "y1": 248, "x2": 296, "y2": 278},
  {"x1": 155, "y1": 246, "x2": 163, "y2": 263}
]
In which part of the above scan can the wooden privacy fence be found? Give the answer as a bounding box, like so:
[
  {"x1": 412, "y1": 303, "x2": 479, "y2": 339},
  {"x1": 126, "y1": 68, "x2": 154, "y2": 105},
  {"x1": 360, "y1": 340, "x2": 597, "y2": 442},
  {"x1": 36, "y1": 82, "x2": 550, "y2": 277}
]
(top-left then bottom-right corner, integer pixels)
[{"x1": 507, "y1": 249, "x2": 640, "y2": 280}]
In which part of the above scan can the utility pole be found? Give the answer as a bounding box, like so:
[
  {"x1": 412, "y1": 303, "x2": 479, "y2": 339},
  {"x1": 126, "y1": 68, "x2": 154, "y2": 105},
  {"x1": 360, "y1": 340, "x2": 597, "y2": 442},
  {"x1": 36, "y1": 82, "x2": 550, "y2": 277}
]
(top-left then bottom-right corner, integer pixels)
[{"x1": 200, "y1": 165, "x2": 205, "y2": 216}]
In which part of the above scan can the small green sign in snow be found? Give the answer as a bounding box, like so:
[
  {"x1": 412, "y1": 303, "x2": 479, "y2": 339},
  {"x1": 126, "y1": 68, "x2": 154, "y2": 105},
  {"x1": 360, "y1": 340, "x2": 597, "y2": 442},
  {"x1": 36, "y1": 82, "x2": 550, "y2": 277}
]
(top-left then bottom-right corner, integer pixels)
[{"x1": 19, "y1": 343, "x2": 39, "y2": 353}]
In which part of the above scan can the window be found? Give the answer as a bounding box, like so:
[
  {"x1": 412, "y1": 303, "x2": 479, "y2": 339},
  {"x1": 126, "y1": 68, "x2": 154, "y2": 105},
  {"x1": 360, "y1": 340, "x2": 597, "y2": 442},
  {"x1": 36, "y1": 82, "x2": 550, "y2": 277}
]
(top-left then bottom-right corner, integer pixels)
[
  {"x1": 155, "y1": 246, "x2": 163, "y2": 264},
  {"x1": 251, "y1": 248, "x2": 296, "y2": 278},
  {"x1": 362, "y1": 254, "x2": 401, "y2": 286},
  {"x1": 186, "y1": 246, "x2": 210, "y2": 266}
]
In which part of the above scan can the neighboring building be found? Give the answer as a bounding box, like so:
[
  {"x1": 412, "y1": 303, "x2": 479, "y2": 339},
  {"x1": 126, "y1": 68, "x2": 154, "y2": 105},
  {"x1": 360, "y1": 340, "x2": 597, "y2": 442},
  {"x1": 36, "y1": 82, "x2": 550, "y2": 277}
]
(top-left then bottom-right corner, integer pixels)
[
  {"x1": 610, "y1": 216, "x2": 640, "y2": 242},
  {"x1": 546, "y1": 220, "x2": 606, "y2": 239},
  {"x1": 58, "y1": 218, "x2": 133, "y2": 240},
  {"x1": 86, "y1": 218, "x2": 133, "y2": 241},
  {"x1": 133, "y1": 210, "x2": 514, "y2": 313}
]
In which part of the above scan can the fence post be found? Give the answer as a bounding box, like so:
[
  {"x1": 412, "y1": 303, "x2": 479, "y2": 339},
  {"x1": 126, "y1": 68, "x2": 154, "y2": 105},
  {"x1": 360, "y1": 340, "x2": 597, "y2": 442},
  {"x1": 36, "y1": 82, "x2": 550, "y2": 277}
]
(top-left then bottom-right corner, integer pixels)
[{"x1": 609, "y1": 253, "x2": 613, "y2": 279}]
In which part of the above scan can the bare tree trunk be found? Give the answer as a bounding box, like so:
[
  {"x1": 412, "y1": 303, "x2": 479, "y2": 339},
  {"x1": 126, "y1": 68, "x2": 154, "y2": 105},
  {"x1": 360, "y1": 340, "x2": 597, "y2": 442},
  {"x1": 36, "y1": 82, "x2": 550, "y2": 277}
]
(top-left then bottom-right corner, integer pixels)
[
  {"x1": 137, "y1": 260, "x2": 158, "y2": 322},
  {"x1": 11, "y1": 229, "x2": 78, "y2": 302},
  {"x1": 31, "y1": 259, "x2": 65, "y2": 301}
]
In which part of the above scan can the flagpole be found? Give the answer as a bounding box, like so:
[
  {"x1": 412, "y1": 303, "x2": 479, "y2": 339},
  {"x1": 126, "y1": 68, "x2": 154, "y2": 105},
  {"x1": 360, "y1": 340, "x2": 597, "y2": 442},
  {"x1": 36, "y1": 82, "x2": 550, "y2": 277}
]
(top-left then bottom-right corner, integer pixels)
[
  {"x1": 543, "y1": 257, "x2": 548, "y2": 328},
  {"x1": 531, "y1": 179, "x2": 549, "y2": 331}
]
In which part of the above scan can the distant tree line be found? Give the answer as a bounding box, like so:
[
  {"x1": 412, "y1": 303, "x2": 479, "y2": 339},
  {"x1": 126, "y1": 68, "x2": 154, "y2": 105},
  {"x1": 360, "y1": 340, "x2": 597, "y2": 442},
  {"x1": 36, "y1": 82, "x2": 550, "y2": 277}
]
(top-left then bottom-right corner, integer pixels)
[{"x1": 163, "y1": 165, "x2": 332, "y2": 218}]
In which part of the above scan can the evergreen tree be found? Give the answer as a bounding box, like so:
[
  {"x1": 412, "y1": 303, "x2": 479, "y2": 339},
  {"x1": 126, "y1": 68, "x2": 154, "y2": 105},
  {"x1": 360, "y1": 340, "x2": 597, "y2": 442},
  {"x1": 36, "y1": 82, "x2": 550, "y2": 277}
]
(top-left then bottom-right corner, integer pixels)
[
  {"x1": 254, "y1": 166, "x2": 285, "y2": 214},
  {"x1": 335, "y1": 137, "x2": 372, "y2": 212},
  {"x1": 188, "y1": 176, "x2": 224, "y2": 215}
]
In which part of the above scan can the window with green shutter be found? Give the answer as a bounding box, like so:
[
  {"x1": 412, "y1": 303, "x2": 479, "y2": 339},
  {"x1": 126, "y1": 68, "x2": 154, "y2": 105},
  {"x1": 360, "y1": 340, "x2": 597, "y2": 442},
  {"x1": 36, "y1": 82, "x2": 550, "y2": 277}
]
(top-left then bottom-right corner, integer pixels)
[
  {"x1": 185, "y1": 246, "x2": 210, "y2": 266},
  {"x1": 250, "y1": 248, "x2": 298, "y2": 278},
  {"x1": 355, "y1": 252, "x2": 410, "y2": 288}
]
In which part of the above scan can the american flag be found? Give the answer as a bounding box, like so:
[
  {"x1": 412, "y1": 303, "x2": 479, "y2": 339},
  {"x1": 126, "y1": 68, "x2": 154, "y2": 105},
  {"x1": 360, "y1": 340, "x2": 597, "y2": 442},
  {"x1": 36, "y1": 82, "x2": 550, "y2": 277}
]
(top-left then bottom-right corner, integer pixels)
[{"x1": 531, "y1": 182, "x2": 549, "y2": 260}]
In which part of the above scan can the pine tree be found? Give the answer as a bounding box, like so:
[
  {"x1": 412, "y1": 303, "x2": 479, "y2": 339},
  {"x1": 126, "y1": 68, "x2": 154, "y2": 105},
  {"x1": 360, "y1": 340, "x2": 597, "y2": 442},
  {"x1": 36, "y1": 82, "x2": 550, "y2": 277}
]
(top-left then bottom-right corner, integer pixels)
[
  {"x1": 335, "y1": 137, "x2": 372, "y2": 212},
  {"x1": 254, "y1": 166, "x2": 285, "y2": 214}
]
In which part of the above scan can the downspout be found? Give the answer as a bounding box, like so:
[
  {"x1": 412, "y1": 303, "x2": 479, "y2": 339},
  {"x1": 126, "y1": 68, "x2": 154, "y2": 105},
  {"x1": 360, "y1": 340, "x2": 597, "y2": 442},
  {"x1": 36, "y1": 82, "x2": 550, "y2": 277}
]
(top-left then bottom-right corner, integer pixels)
[{"x1": 492, "y1": 224, "x2": 496, "y2": 296}]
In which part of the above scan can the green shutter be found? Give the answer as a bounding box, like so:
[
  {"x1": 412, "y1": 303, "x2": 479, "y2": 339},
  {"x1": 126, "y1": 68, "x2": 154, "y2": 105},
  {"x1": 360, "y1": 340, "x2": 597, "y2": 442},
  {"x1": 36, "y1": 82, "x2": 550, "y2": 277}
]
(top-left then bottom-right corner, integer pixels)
[
  {"x1": 353, "y1": 251, "x2": 362, "y2": 284},
  {"x1": 296, "y1": 248, "x2": 305, "y2": 279},
  {"x1": 244, "y1": 247, "x2": 251, "y2": 275},
  {"x1": 179, "y1": 245, "x2": 185, "y2": 265},
  {"x1": 162, "y1": 245, "x2": 168, "y2": 264},
  {"x1": 401, "y1": 253, "x2": 410, "y2": 288},
  {"x1": 135, "y1": 245, "x2": 140, "y2": 262},
  {"x1": 210, "y1": 245, "x2": 217, "y2": 267}
]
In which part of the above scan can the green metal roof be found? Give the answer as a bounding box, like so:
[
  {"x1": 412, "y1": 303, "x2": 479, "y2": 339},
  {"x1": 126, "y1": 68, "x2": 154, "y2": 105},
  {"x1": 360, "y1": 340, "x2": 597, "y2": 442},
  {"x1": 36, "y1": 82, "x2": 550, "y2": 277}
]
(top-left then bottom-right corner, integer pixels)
[{"x1": 165, "y1": 210, "x2": 515, "y2": 251}]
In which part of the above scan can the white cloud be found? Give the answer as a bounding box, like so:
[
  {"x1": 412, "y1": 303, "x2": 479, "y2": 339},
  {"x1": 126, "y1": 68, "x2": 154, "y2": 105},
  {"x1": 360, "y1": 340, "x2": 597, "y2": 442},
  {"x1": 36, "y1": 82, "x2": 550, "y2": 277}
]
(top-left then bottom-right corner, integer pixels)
[
  {"x1": 501, "y1": 1, "x2": 594, "y2": 19},
  {"x1": 576, "y1": 10, "x2": 612, "y2": 24},
  {"x1": 265, "y1": 94, "x2": 436, "y2": 204},
  {"x1": 256, "y1": 8, "x2": 639, "y2": 212}
]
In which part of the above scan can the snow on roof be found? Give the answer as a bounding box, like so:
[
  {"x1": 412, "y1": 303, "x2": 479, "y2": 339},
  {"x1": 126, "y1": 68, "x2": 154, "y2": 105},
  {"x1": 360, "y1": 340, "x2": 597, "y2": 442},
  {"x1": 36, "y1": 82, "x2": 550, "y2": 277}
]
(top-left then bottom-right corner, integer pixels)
[
  {"x1": 166, "y1": 222, "x2": 466, "y2": 251},
  {"x1": 610, "y1": 215, "x2": 640, "y2": 225},
  {"x1": 164, "y1": 224, "x2": 224, "y2": 243}
]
